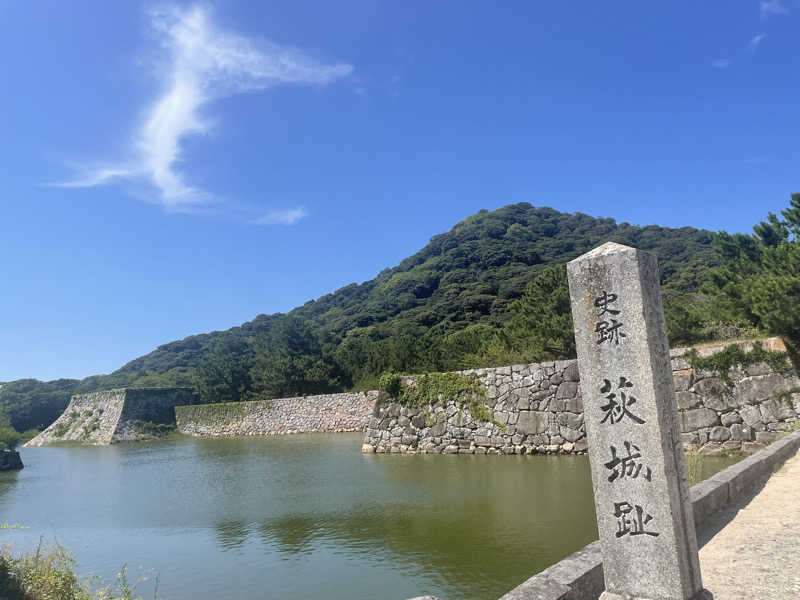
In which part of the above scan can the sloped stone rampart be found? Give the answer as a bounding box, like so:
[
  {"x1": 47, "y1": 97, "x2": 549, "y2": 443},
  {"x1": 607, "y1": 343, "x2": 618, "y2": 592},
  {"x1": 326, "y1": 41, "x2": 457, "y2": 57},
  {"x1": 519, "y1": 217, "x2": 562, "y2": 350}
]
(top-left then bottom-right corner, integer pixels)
[
  {"x1": 25, "y1": 388, "x2": 196, "y2": 446},
  {"x1": 175, "y1": 391, "x2": 380, "y2": 436},
  {"x1": 362, "y1": 338, "x2": 800, "y2": 455}
]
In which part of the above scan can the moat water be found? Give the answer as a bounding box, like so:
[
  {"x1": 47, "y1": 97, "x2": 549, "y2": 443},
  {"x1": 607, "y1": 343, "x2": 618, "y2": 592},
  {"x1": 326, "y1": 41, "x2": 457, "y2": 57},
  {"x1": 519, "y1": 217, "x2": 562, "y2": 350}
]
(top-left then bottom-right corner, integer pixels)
[{"x1": 3, "y1": 435, "x2": 738, "y2": 600}]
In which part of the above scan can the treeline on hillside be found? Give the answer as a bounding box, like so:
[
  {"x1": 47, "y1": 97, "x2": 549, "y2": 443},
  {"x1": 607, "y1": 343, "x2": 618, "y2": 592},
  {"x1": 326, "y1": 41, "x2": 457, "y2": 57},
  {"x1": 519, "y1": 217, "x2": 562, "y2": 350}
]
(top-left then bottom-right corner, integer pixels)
[{"x1": 5, "y1": 198, "x2": 799, "y2": 432}]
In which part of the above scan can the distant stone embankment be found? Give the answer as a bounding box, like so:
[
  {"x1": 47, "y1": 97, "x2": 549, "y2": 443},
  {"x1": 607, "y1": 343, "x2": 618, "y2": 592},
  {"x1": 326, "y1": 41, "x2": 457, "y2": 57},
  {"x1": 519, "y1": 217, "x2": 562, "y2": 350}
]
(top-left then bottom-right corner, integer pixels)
[
  {"x1": 25, "y1": 388, "x2": 196, "y2": 446},
  {"x1": 362, "y1": 338, "x2": 800, "y2": 455},
  {"x1": 175, "y1": 391, "x2": 380, "y2": 436}
]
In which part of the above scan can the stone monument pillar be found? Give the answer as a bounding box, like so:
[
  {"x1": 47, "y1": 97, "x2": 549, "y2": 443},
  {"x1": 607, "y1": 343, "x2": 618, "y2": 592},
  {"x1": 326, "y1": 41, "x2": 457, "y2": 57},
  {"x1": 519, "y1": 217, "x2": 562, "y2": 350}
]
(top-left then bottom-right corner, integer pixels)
[{"x1": 566, "y1": 242, "x2": 710, "y2": 600}]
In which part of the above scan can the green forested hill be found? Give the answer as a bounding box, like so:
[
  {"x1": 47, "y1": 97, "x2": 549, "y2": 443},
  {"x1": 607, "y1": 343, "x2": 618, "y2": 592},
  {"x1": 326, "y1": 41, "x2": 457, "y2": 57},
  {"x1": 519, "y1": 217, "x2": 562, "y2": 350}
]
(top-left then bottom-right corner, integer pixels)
[{"x1": 1, "y1": 203, "x2": 720, "y2": 430}]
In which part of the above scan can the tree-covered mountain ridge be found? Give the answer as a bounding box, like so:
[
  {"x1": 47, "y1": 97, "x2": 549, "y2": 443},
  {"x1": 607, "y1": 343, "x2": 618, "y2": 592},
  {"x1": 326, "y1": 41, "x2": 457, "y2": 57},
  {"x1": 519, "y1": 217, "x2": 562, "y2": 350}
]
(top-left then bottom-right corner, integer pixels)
[
  {"x1": 0, "y1": 203, "x2": 720, "y2": 431},
  {"x1": 107, "y1": 203, "x2": 717, "y2": 387}
]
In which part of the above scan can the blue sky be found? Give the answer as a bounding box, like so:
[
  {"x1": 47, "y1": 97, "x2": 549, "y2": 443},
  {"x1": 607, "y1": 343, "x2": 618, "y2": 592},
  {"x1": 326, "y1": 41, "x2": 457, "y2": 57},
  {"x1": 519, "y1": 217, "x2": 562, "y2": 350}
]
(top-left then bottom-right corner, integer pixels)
[{"x1": 0, "y1": 1, "x2": 797, "y2": 381}]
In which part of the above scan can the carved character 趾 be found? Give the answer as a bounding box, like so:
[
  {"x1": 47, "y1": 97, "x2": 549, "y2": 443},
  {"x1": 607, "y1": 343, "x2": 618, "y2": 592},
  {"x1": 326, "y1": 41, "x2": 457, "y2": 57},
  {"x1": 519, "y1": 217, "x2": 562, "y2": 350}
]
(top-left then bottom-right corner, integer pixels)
[{"x1": 613, "y1": 502, "x2": 660, "y2": 538}]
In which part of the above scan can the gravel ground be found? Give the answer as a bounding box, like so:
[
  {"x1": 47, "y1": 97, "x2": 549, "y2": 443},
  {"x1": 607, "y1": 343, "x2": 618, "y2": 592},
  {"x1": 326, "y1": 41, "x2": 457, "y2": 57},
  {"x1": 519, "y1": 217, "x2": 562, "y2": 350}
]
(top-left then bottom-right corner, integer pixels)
[{"x1": 698, "y1": 449, "x2": 800, "y2": 599}]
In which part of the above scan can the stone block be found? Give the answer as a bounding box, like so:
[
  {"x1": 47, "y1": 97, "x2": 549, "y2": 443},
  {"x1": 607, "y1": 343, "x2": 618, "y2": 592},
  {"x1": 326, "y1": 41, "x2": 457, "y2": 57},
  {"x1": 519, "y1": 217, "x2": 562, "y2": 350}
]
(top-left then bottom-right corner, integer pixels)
[
  {"x1": 672, "y1": 369, "x2": 693, "y2": 391},
  {"x1": 729, "y1": 424, "x2": 753, "y2": 441},
  {"x1": 755, "y1": 431, "x2": 779, "y2": 445},
  {"x1": 429, "y1": 422, "x2": 446, "y2": 437},
  {"x1": 735, "y1": 373, "x2": 793, "y2": 405},
  {"x1": 708, "y1": 426, "x2": 731, "y2": 442},
  {"x1": 516, "y1": 410, "x2": 549, "y2": 435},
  {"x1": 559, "y1": 426, "x2": 583, "y2": 442},
  {"x1": 492, "y1": 410, "x2": 509, "y2": 425},
  {"x1": 676, "y1": 391, "x2": 702, "y2": 410},
  {"x1": 671, "y1": 356, "x2": 691, "y2": 370},
  {"x1": 742, "y1": 441, "x2": 766, "y2": 454},
  {"x1": 691, "y1": 377, "x2": 729, "y2": 411},
  {"x1": 557, "y1": 412, "x2": 584, "y2": 429},
  {"x1": 563, "y1": 362, "x2": 580, "y2": 381},
  {"x1": 739, "y1": 404, "x2": 762, "y2": 427},
  {"x1": 567, "y1": 242, "x2": 706, "y2": 599},
  {"x1": 563, "y1": 395, "x2": 583, "y2": 413},
  {"x1": 720, "y1": 411, "x2": 742, "y2": 426},
  {"x1": 573, "y1": 439, "x2": 588, "y2": 452},
  {"x1": 759, "y1": 398, "x2": 782, "y2": 423},
  {"x1": 681, "y1": 407, "x2": 718, "y2": 432},
  {"x1": 556, "y1": 381, "x2": 579, "y2": 399}
]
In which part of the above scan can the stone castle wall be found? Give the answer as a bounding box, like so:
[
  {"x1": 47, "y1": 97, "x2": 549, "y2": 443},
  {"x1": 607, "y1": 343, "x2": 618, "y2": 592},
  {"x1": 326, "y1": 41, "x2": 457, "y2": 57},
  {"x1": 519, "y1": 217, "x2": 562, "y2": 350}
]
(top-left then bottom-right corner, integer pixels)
[
  {"x1": 25, "y1": 388, "x2": 196, "y2": 446},
  {"x1": 362, "y1": 338, "x2": 800, "y2": 455},
  {"x1": 175, "y1": 391, "x2": 380, "y2": 437}
]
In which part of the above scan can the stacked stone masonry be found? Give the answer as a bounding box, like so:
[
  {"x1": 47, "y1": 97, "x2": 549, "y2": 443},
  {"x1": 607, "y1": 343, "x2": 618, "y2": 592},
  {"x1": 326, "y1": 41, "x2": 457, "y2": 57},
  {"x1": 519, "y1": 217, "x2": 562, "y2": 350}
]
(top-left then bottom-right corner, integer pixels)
[
  {"x1": 362, "y1": 338, "x2": 800, "y2": 455},
  {"x1": 175, "y1": 391, "x2": 380, "y2": 437},
  {"x1": 25, "y1": 388, "x2": 197, "y2": 446}
]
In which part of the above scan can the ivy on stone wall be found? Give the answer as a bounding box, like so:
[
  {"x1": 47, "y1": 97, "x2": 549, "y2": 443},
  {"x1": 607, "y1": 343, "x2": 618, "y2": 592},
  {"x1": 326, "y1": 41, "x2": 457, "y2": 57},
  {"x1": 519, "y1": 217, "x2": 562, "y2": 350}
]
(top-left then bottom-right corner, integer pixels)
[
  {"x1": 378, "y1": 371, "x2": 498, "y2": 426},
  {"x1": 685, "y1": 341, "x2": 791, "y2": 386},
  {"x1": 176, "y1": 399, "x2": 273, "y2": 425}
]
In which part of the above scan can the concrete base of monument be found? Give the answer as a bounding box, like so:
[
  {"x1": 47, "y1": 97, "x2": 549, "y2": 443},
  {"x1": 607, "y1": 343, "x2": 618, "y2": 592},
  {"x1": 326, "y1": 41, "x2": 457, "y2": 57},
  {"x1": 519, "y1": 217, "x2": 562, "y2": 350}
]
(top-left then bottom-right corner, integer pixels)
[{"x1": 599, "y1": 590, "x2": 712, "y2": 600}]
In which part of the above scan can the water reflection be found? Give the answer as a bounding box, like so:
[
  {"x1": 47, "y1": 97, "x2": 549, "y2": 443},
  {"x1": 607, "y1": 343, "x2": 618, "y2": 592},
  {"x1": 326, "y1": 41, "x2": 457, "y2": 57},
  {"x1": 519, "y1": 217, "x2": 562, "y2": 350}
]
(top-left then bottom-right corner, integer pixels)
[{"x1": 5, "y1": 436, "x2": 745, "y2": 600}]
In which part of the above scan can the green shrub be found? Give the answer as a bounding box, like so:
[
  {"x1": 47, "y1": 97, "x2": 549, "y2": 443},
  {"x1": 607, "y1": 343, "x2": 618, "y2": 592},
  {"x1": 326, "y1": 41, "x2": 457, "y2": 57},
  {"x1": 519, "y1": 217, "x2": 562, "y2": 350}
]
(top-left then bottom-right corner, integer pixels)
[
  {"x1": 20, "y1": 430, "x2": 40, "y2": 444},
  {"x1": 0, "y1": 542, "x2": 157, "y2": 600},
  {"x1": 0, "y1": 542, "x2": 92, "y2": 600},
  {"x1": 685, "y1": 341, "x2": 792, "y2": 385},
  {"x1": 53, "y1": 421, "x2": 70, "y2": 438},
  {"x1": 129, "y1": 421, "x2": 175, "y2": 438},
  {"x1": 378, "y1": 371, "x2": 502, "y2": 428},
  {"x1": 0, "y1": 426, "x2": 22, "y2": 450}
]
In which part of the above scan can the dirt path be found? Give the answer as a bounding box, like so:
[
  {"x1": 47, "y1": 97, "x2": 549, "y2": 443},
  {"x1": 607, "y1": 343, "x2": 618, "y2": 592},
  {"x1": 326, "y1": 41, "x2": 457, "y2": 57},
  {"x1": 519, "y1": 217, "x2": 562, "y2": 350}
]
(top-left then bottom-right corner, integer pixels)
[{"x1": 698, "y1": 449, "x2": 800, "y2": 599}]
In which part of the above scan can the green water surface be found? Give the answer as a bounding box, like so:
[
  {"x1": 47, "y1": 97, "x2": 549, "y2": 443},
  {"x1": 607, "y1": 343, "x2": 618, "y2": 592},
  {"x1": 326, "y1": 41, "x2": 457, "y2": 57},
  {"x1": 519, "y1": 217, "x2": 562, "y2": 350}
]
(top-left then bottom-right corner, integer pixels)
[{"x1": 1, "y1": 434, "x2": 738, "y2": 600}]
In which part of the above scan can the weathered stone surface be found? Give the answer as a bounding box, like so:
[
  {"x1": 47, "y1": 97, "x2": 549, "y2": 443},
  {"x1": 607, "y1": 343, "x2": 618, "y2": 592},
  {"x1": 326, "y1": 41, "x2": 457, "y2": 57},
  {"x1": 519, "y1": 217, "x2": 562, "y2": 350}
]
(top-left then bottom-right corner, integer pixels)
[
  {"x1": 563, "y1": 362, "x2": 580, "y2": 381},
  {"x1": 682, "y1": 408, "x2": 718, "y2": 432},
  {"x1": 28, "y1": 388, "x2": 198, "y2": 446},
  {"x1": 361, "y1": 336, "x2": 798, "y2": 457},
  {"x1": 559, "y1": 426, "x2": 583, "y2": 442},
  {"x1": 556, "y1": 381, "x2": 579, "y2": 399},
  {"x1": 676, "y1": 391, "x2": 702, "y2": 410},
  {"x1": 567, "y1": 242, "x2": 705, "y2": 600},
  {"x1": 708, "y1": 426, "x2": 731, "y2": 443},
  {"x1": 720, "y1": 411, "x2": 742, "y2": 426},
  {"x1": 758, "y1": 398, "x2": 781, "y2": 423},
  {"x1": 742, "y1": 441, "x2": 767, "y2": 454},
  {"x1": 739, "y1": 404, "x2": 763, "y2": 428},
  {"x1": 673, "y1": 369, "x2": 693, "y2": 392},
  {"x1": 755, "y1": 431, "x2": 779, "y2": 444},
  {"x1": 729, "y1": 424, "x2": 753, "y2": 442},
  {"x1": 735, "y1": 373, "x2": 793, "y2": 405},
  {"x1": 690, "y1": 378, "x2": 728, "y2": 411},
  {"x1": 516, "y1": 411, "x2": 549, "y2": 435}
]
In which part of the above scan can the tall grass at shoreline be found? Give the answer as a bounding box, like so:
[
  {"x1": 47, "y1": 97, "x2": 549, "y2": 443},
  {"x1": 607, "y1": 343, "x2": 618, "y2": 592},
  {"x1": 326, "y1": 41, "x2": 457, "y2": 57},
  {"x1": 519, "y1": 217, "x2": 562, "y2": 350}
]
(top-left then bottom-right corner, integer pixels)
[{"x1": 0, "y1": 540, "x2": 158, "y2": 600}]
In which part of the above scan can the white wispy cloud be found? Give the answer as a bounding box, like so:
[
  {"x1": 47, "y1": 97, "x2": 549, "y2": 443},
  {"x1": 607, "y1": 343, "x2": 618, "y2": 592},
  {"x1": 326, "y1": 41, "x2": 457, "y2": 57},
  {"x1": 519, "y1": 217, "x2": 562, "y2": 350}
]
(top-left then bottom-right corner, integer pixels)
[
  {"x1": 747, "y1": 33, "x2": 768, "y2": 52},
  {"x1": 760, "y1": 0, "x2": 789, "y2": 18},
  {"x1": 52, "y1": 4, "x2": 352, "y2": 222},
  {"x1": 252, "y1": 207, "x2": 308, "y2": 225},
  {"x1": 712, "y1": 58, "x2": 732, "y2": 69}
]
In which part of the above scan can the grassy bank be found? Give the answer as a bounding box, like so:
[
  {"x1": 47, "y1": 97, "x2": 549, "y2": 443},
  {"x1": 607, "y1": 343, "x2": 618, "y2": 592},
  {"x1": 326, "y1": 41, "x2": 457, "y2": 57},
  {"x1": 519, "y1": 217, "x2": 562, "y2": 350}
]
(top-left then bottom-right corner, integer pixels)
[{"x1": 0, "y1": 541, "x2": 157, "y2": 600}]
